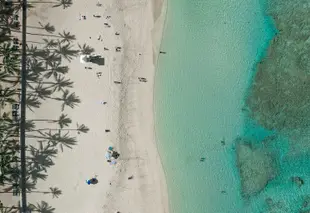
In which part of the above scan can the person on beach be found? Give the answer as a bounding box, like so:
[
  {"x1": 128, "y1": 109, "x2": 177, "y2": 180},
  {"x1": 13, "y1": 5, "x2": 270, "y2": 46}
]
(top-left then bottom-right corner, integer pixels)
[
  {"x1": 138, "y1": 77, "x2": 147, "y2": 82},
  {"x1": 96, "y1": 72, "x2": 102, "y2": 78},
  {"x1": 114, "y1": 81, "x2": 121, "y2": 84},
  {"x1": 107, "y1": 159, "x2": 117, "y2": 165},
  {"x1": 99, "y1": 101, "x2": 107, "y2": 105},
  {"x1": 86, "y1": 177, "x2": 98, "y2": 185}
]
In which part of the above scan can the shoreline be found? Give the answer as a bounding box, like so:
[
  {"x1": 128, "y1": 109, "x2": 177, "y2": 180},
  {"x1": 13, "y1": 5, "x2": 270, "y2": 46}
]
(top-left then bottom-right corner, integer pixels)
[
  {"x1": 108, "y1": 0, "x2": 170, "y2": 211},
  {"x1": 151, "y1": 0, "x2": 170, "y2": 211}
]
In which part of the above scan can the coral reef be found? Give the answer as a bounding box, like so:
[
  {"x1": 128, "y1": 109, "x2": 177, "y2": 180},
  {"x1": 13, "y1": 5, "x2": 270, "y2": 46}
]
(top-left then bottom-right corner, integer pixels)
[
  {"x1": 264, "y1": 198, "x2": 290, "y2": 213},
  {"x1": 246, "y1": 1, "x2": 310, "y2": 131},
  {"x1": 235, "y1": 138, "x2": 277, "y2": 197}
]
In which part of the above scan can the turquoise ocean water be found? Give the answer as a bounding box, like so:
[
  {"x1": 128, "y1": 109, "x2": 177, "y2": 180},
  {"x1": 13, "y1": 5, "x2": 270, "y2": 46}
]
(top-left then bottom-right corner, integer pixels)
[{"x1": 154, "y1": 0, "x2": 277, "y2": 212}]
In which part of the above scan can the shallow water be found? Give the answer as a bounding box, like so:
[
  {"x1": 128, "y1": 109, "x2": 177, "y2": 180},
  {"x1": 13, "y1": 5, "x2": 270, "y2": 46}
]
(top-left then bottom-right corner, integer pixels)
[{"x1": 154, "y1": 0, "x2": 275, "y2": 212}]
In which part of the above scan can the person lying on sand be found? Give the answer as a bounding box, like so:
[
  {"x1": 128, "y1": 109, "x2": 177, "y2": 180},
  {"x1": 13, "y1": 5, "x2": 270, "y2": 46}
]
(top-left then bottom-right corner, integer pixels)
[
  {"x1": 96, "y1": 72, "x2": 102, "y2": 78},
  {"x1": 138, "y1": 77, "x2": 147, "y2": 82},
  {"x1": 86, "y1": 177, "x2": 98, "y2": 185}
]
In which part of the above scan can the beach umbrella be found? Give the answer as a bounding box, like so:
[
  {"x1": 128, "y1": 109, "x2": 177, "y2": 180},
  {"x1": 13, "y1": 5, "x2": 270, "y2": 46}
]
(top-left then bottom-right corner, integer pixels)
[{"x1": 105, "y1": 151, "x2": 111, "y2": 160}]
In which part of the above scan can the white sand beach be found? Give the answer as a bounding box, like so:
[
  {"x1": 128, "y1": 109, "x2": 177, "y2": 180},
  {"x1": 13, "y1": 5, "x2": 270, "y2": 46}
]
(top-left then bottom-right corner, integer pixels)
[{"x1": 1, "y1": 0, "x2": 168, "y2": 212}]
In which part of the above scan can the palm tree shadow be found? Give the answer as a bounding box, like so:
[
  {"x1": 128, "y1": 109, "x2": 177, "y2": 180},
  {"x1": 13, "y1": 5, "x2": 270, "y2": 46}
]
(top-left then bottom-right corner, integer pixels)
[
  {"x1": 52, "y1": 0, "x2": 73, "y2": 9},
  {"x1": 28, "y1": 201, "x2": 55, "y2": 213}
]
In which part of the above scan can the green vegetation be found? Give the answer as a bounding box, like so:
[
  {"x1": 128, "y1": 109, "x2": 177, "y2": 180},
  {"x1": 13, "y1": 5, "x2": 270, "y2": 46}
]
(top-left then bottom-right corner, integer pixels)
[{"x1": 0, "y1": 0, "x2": 95, "y2": 211}]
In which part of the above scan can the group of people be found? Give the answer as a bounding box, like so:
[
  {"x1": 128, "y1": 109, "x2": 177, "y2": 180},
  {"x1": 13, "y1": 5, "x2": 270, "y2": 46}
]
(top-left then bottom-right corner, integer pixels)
[
  {"x1": 86, "y1": 146, "x2": 120, "y2": 185},
  {"x1": 105, "y1": 146, "x2": 120, "y2": 165}
]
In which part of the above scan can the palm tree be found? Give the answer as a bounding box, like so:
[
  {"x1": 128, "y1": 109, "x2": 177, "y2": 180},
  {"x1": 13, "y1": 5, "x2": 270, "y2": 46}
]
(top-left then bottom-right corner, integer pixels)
[
  {"x1": 0, "y1": 43, "x2": 18, "y2": 57},
  {"x1": 0, "y1": 75, "x2": 19, "y2": 86},
  {"x1": 28, "y1": 201, "x2": 55, "y2": 213},
  {"x1": 58, "y1": 31, "x2": 75, "y2": 44},
  {"x1": 42, "y1": 38, "x2": 58, "y2": 49},
  {"x1": 38, "y1": 22, "x2": 55, "y2": 33},
  {"x1": 2, "y1": 54, "x2": 20, "y2": 75},
  {"x1": 78, "y1": 43, "x2": 95, "y2": 54},
  {"x1": 52, "y1": 89, "x2": 80, "y2": 111},
  {"x1": 53, "y1": 0, "x2": 73, "y2": 9},
  {"x1": 43, "y1": 62, "x2": 68, "y2": 79},
  {"x1": 55, "y1": 43, "x2": 78, "y2": 61},
  {"x1": 0, "y1": 86, "x2": 17, "y2": 108}
]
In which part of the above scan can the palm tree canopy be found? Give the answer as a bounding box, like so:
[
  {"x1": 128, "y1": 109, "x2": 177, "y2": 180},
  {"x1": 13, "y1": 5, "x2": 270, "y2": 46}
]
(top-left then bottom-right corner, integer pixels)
[
  {"x1": 0, "y1": 43, "x2": 18, "y2": 57},
  {"x1": 2, "y1": 54, "x2": 20, "y2": 75},
  {"x1": 0, "y1": 85, "x2": 16, "y2": 107}
]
